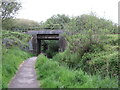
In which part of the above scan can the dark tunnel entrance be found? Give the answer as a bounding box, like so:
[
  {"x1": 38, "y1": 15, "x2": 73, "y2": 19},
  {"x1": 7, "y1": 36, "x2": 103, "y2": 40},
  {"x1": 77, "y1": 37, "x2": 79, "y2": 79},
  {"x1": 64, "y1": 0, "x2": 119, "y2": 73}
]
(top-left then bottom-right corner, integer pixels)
[
  {"x1": 37, "y1": 40, "x2": 59, "y2": 58},
  {"x1": 37, "y1": 34, "x2": 60, "y2": 58},
  {"x1": 27, "y1": 30, "x2": 66, "y2": 56}
]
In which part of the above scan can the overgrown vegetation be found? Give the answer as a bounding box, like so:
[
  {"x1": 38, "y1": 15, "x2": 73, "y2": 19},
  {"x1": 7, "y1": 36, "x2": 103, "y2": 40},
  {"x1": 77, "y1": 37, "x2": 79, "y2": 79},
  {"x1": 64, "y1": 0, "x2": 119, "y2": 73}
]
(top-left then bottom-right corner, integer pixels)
[
  {"x1": 53, "y1": 33, "x2": 119, "y2": 78},
  {"x1": 35, "y1": 13, "x2": 118, "y2": 88},
  {"x1": 1, "y1": 1, "x2": 119, "y2": 88},
  {"x1": 2, "y1": 47, "x2": 32, "y2": 88},
  {"x1": 3, "y1": 19, "x2": 40, "y2": 31},
  {"x1": 40, "y1": 14, "x2": 118, "y2": 34},
  {"x1": 2, "y1": 30, "x2": 31, "y2": 50},
  {"x1": 2, "y1": 0, "x2": 21, "y2": 30},
  {"x1": 36, "y1": 54, "x2": 118, "y2": 88},
  {"x1": 2, "y1": 30, "x2": 33, "y2": 88},
  {"x1": 41, "y1": 40, "x2": 59, "y2": 58}
]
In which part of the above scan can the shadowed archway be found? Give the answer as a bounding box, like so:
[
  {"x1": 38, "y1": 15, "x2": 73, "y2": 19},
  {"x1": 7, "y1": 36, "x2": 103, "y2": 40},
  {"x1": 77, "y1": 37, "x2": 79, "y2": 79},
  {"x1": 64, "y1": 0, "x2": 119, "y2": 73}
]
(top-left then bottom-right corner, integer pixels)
[{"x1": 27, "y1": 30, "x2": 66, "y2": 55}]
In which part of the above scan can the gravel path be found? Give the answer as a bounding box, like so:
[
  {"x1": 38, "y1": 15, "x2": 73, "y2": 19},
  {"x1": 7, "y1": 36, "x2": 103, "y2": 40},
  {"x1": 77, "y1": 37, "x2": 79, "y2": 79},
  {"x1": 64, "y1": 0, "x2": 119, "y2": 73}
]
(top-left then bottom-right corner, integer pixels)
[{"x1": 8, "y1": 57, "x2": 39, "y2": 88}]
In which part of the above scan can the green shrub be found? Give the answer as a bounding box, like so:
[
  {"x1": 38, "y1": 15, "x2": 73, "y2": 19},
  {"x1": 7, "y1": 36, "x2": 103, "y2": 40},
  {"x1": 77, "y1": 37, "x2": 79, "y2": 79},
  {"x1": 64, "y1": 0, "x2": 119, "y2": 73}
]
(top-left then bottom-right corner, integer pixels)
[
  {"x1": 53, "y1": 33, "x2": 118, "y2": 78},
  {"x1": 2, "y1": 30, "x2": 31, "y2": 49},
  {"x1": 77, "y1": 51, "x2": 118, "y2": 78},
  {"x1": 103, "y1": 34, "x2": 119, "y2": 45},
  {"x1": 41, "y1": 40, "x2": 59, "y2": 58}
]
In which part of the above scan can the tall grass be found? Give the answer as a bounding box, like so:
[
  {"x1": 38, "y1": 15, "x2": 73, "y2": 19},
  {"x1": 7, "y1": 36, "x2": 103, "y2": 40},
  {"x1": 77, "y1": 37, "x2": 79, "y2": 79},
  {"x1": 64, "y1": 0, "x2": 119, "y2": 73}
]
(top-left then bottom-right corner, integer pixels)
[
  {"x1": 35, "y1": 32, "x2": 118, "y2": 88},
  {"x1": 2, "y1": 30, "x2": 33, "y2": 88},
  {"x1": 0, "y1": 35, "x2": 2, "y2": 89},
  {"x1": 2, "y1": 47, "x2": 32, "y2": 88},
  {"x1": 36, "y1": 54, "x2": 118, "y2": 88}
]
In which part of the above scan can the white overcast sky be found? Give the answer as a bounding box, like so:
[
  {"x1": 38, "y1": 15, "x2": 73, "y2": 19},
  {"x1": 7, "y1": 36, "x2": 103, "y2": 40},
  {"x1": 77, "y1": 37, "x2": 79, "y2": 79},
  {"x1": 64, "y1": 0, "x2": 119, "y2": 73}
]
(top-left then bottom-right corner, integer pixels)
[{"x1": 17, "y1": 0, "x2": 119, "y2": 23}]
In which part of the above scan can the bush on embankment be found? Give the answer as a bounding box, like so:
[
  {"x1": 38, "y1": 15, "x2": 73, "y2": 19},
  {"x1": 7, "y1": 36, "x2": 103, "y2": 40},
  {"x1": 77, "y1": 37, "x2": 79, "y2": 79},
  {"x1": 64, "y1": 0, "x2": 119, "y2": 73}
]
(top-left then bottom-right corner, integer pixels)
[
  {"x1": 53, "y1": 32, "x2": 119, "y2": 78},
  {"x1": 2, "y1": 30, "x2": 31, "y2": 51},
  {"x1": 35, "y1": 54, "x2": 118, "y2": 88}
]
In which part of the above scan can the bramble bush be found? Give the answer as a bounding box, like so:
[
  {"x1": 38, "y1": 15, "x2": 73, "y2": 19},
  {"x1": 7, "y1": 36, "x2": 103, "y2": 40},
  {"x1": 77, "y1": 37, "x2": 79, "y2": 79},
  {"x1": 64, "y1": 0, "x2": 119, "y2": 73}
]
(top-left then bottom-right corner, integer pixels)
[
  {"x1": 53, "y1": 30, "x2": 119, "y2": 78},
  {"x1": 2, "y1": 30, "x2": 31, "y2": 50}
]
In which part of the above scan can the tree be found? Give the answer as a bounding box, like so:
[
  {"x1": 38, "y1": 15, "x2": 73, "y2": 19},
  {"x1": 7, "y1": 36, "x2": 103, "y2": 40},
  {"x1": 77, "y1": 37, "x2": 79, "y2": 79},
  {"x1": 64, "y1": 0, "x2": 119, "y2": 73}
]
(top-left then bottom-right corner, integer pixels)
[
  {"x1": 64, "y1": 14, "x2": 116, "y2": 34},
  {"x1": 1, "y1": 0, "x2": 21, "y2": 22},
  {"x1": 1, "y1": 0, "x2": 21, "y2": 30},
  {"x1": 44, "y1": 14, "x2": 70, "y2": 29},
  {"x1": 11, "y1": 19, "x2": 40, "y2": 30}
]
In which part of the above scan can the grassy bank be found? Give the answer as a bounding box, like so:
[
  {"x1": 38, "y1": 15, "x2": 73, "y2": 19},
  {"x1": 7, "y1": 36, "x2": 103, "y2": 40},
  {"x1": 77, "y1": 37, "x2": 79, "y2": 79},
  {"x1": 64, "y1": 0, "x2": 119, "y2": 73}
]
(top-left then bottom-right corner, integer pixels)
[
  {"x1": 2, "y1": 47, "x2": 32, "y2": 88},
  {"x1": 2, "y1": 30, "x2": 33, "y2": 88},
  {"x1": 35, "y1": 32, "x2": 118, "y2": 88},
  {"x1": 35, "y1": 54, "x2": 118, "y2": 88}
]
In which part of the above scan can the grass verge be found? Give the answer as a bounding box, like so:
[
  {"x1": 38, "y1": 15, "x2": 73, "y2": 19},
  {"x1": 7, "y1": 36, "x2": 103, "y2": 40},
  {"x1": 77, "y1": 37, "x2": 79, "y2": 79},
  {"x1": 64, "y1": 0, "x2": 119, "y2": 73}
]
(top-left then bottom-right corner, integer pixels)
[{"x1": 2, "y1": 47, "x2": 33, "y2": 88}]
